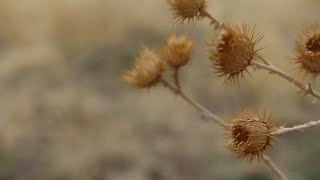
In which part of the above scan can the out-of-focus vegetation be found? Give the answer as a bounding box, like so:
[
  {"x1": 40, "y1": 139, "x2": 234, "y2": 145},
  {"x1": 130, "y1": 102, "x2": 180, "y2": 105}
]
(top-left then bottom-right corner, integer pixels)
[{"x1": 0, "y1": 0, "x2": 319, "y2": 179}]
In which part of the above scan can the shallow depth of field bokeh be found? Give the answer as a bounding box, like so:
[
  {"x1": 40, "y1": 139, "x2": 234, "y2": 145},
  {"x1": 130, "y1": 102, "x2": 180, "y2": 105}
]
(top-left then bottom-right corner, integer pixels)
[{"x1": 0, "y1": 0, "x2": 320, "y2": 179}]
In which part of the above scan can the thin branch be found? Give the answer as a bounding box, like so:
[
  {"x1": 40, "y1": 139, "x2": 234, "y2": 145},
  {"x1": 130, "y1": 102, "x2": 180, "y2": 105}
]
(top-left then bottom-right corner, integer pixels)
[
  {"x1": 271, "y1": 120, "x2": 320, "y2": 135},
  {"x1": 251, "y1": 61, "x2": 306, "y2": 90},
  {"x1": 257, "y1": 54, "x2": 272, "y2": 66},
  {"x1": 201, "y1": 10, "x2": 223, "y2": 29},
  {"x1": 263, "y1": 154, "x2": 289, "y2": 180},
  {"x1": 160, "y1": 79, "x2": 228, "y2": 127},
  {"x1": 251, "y1": 61, "x2": 320, "y2": 100},
  {"x1": 173, "y1": 68, "x2": 181, "y2": 90}
]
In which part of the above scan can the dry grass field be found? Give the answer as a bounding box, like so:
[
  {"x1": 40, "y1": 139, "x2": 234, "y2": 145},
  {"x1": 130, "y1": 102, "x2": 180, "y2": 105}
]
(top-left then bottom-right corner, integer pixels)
[{"x1": 0, "y1": 0, "x2": 319, "y2": 179}]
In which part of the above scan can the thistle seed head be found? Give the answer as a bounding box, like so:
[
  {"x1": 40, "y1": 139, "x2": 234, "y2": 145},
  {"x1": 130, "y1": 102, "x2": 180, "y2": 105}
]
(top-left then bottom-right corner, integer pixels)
[
  {"x1": 295, "y1": 25, "x2": 320, "y2": 79},
  {"x1": 226, "y1": 111, "x2": 275, "y2": 161},
  {"x1": 122, "y1": 48, "x2": 164, "y2": 88},
  {"x1": 162, "y1": 34, "x2": 192, "y2": 69},
  {"x1": 167, "y1": 0, "x2": 207, "y2": 23},
  {"x1": 209, "y1": 21, "x2": 263, "y2": 85}
]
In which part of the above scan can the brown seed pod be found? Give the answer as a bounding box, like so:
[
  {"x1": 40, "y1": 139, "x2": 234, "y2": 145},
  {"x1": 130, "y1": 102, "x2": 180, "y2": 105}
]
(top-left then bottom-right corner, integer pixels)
[
  {"x1": 162, "y1": 34, "x2": 193, "y2": 69},
  {"x1": 295, "y1": 25, "x2": 320, "y2": 79},
  {"x1": 226, "y1": 110, "x2": 275, "y2": 161},
  {"x1": 209, "y1": 21, "x2": 263, "y2": 85},
  {"x1": 167, "y1": 0, "x2": 207, "y2": 23},
  {"x1": 122, "y1": 48, "x2": 164, "y2": 88}
]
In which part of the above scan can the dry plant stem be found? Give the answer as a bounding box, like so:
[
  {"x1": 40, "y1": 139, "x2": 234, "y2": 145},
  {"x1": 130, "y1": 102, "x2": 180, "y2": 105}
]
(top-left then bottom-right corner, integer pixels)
[
  {"x1": 202, "y1": 10, "x2": 220, "y2": 28},
  {"x1": 173, "y1": 68, "x2": 181, "y2": 90},
  {"x1": 263, "y1": 154, "x2": 289, "y2": 180},
  {"x1": 251, "y1": 61, "x2": 305, "y2": 89},
  {"x1": 251, "y1": 61, "x2": 320, "y2": 100},
  {"x1": 271, "y1": 120, "x2": 320, "y2": 135},
  {"x1": 160, "y1": 79, "x2": 227, "y2": 127},
  {"x1": 257, "y1": 55, "x2": 272, "y2": 66}
]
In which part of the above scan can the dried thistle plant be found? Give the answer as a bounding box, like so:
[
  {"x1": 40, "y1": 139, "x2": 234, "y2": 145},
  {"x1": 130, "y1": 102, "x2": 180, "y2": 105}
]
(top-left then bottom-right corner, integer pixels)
[
  {"x1": 122, "y1": 48, "x2": 164, "y2": 88},
  {"x1": 294, "y1": 24, "x2": 320, "y2": 79},
  {"x1": 167, "y1": 0, "x2": 207, "y2": 23},
  {"x1": 122, "y1": 1, "x2": 320, "y2": 179},
  {"x1": 209, "y1": 21, "x2": 263, "y2": 85},
  {"x1": 226, "y1": 110, "x2": 275, "y2": 161},
  {"x1": 162, "y1": 34, "x2": 192, "y2": 69}
]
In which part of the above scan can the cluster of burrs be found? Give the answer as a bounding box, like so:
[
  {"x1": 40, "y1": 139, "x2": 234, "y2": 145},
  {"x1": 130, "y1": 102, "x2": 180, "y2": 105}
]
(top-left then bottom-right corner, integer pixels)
[{"x1": 122, "y1": 1, "x2": 320, "y2": 179}]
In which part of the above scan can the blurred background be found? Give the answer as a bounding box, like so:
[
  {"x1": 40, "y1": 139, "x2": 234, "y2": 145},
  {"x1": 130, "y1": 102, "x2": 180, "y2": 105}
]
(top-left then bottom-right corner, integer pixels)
[{"x1": 0, "y1": 0, "x2": 319, "y2": 179}]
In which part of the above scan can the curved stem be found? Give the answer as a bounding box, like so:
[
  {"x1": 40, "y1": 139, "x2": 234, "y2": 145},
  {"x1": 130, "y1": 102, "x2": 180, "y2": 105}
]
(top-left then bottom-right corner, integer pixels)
[
  {"x1": 251, "y1": 61, "x2": 320, "y2": 100},
  {"x1": 160, "y1": 79, "x2": 227, "y2": 127},
  {"x1": 271, "y1": 120, "x2": 320, "y2": 135},
  {"x1": 263, "y1": 154, "x2": 289, "y2": 180}
]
